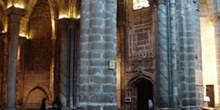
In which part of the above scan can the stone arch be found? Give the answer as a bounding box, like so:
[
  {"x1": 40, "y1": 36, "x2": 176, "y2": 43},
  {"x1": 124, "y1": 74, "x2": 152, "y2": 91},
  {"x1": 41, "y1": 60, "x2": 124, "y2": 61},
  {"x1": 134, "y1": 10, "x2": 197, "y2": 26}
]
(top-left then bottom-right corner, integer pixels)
[
  {"x1": 127, "y1": 69, "x2": 154, "y2": 87},
  {"x1": 20, "y1": 0, "x2": 58, "y2": 36},
  {"x1": 126, "y1": 69, "x2": 155, "y2": 110},
  {"x1": 24, "y1": 85, "x2": 52, "y2": 103}
]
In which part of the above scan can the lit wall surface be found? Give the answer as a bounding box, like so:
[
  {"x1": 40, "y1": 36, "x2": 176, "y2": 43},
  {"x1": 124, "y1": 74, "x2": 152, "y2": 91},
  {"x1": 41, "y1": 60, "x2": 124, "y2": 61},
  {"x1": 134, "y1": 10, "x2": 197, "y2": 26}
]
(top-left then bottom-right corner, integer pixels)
[{"x1": 201, "y1": 17, "x2": 218, "y2": 105}]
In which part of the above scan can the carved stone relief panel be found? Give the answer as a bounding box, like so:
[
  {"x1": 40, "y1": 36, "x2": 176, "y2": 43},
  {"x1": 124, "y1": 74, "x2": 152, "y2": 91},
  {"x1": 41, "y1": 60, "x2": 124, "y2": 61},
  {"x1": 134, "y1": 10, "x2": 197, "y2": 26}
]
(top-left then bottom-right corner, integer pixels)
[
  {"x1": 127, "y1": 6, "x2": 154, "y2": 58},
  {"x1": 126, "y1": 57, "x2": 155, "y2": 81}
]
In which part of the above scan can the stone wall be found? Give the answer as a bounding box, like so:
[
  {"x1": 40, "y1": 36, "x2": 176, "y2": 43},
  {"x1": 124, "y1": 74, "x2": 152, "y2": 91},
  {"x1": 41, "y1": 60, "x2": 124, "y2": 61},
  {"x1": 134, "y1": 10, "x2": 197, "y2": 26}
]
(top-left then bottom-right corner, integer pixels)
[{"x1": 20, "y1": 0, "x2": 53, "y2": 107}]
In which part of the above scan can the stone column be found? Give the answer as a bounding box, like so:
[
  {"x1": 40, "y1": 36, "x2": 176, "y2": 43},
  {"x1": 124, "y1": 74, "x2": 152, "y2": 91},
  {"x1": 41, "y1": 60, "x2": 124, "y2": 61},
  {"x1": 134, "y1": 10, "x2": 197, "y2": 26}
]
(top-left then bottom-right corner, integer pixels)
[
  {"x1": 77, "y1": 0, "x2": 117, "y2": 109},
  {"x1": 58, "y1": 18, "x2": 70, "y2": 110},
  {"x1": 5, "y1": 6, "x2": 26, "y2": 110},
  {"x1": 170, "y1": 0, "x2": 178, "y2": 108},
  {"x1": 156, "y1": 0, "x2": 170, "y2": 108}
]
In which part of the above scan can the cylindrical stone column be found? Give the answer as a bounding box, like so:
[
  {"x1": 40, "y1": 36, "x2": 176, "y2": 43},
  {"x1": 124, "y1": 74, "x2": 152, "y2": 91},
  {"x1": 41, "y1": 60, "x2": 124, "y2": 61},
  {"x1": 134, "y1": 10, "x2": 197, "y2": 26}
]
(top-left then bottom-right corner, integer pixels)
[
  {"x1": 77, "y1": 0, "x2": 117, "y2": 109},
  {"x1": 156, "y1": 0, "x2": 170, "y2": 108},
  {"x1": 6, "y1": 6, "x2": 26, "y2": 110}
]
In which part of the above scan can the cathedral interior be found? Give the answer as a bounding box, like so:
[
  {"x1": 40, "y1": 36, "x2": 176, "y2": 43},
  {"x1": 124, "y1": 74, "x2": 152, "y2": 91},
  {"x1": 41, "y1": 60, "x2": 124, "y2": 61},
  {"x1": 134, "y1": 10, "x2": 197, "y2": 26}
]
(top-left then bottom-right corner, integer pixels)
[{"x1": 0, "y1": 0, "x2": 220, "y2": 110}]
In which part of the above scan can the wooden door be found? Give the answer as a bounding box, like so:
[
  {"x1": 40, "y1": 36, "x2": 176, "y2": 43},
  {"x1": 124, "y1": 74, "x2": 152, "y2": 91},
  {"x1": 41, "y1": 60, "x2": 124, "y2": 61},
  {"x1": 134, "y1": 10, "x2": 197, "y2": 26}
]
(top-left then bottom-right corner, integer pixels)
[{"x1": 206, "y1": 85, "x2": 215, "y2": 107}]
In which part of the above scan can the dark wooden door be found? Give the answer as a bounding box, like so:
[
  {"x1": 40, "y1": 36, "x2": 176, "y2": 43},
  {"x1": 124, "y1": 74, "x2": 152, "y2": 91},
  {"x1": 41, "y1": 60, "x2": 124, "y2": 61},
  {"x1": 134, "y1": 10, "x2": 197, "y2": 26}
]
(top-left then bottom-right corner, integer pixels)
[{"x1": 206, "y1": 85, "x2": 215, "y2": 107}]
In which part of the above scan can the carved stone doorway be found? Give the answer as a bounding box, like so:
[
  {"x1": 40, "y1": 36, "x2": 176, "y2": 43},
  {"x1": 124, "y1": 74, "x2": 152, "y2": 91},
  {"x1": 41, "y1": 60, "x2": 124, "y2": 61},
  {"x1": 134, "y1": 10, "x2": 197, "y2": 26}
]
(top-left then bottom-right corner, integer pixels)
[{"x1": 134, "y1": 78, "x2": 153, "y2": 110}]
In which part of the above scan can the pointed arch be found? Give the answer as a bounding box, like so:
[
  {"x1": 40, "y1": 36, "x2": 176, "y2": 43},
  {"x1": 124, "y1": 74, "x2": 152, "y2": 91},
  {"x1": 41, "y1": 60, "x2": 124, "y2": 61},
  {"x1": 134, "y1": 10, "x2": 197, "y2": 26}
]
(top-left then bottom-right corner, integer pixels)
[
  {"x1": 24, "y1": 84, "x2": 52, "y2": 103},
  {"x1": 127, "y1": 69, "x2": 154, "y2": 87},
  {"x1": 19, "y1": 0, "x2": 58, "y2": 36}
]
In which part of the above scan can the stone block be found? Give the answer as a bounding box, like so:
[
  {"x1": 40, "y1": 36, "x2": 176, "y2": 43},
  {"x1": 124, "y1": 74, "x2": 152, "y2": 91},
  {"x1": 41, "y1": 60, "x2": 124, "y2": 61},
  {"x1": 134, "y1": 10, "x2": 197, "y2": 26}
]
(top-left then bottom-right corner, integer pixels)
[
  {"x1": 90, "y1": 1, "x2": 104, "y2": 11},
  {"x1": 104, "y1": 69, "x2": 115, "y2": 75},
  {"x1": 89, "y1": 67, "x2": 103, "y2": 75},
  {"x1": 103, "y1": 105, "x2": 118, "y2": 110},
  {"x1": 90, "y1": 43, "x2": 105, "y2": 50},
  {"x1": 88, "y1": 85, "x2": 101, "y2": 92},
  {"x1": 90, "y1": 76, "x2": 104, "y2": 84},
  {"x1": 87, "y1": 105, "x2": 101, "y2": 110},
  {"x1": 105, "y1": 51, "x2": 116, "y2": 58},
  {"x1": 90, "y1": 60, "x2": 105, "y2": 66},
  {"x1": 104, "y1": 94, "x2": 115, "y2": 103},
  {"x1": 105, "y1": 19, "x2": 115, "y2": 26},
  {"x1": 90, "y1": 27, "x2": 105, "y2": 35},
  {"x1": 90, "y1": 94, "x2": 104, "y2": 102},
  {"x1": 79, "y1": 59, "x2": 90, "y2": 66},
  {"x1": 105, "y1": 77, "x2": 114, "y2": 84},
  {"x1": 91, "y1": 12, "x2": 105, "y2": 18},
  {"x1": 79, "y1": 94, "x2": 88, "y2": 102},
  {"x1": 79, "y1": 77, "x2": 89, "y2": 85},
  {"x1": 76, "y1": 106, "x2": 86, "y2": 110},
  {"x1": 103, "y1": 85, "x2": 116, "y2": 93},
  {"x1": 105, "y1": 42, "x2": 115, "y2": 50},
  {"x1": 105, "y1": 13, "x2": 116, "y2": 19},
  {"x1": 89, "y1": 35, "x2": 102, "y2": 41},
  {"x1": 105, "y1": 27, "x2": 115, "y2": 35},
  {"x1": 189, "y1": 99, "x2": 196, "y2": 106},
  {"x1": 79, "y1": 51, "x2": 89, "y2": 58},
  {"x1": 90, "y1": 52, "x2": 102, "y2": 59},
  {"x1": 90, "y1": 19, "x2": 104, "y2": 26},
  {"x1": 79, "y1": 85, "x2": 88, "y2": 92}
]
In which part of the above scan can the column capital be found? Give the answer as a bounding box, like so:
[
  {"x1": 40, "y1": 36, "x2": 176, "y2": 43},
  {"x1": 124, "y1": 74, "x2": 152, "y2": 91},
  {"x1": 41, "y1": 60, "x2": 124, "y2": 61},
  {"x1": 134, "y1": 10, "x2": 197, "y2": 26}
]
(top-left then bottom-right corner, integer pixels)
[{"x1": 6, "y1": 6, "x2": 26, "y2": 23}]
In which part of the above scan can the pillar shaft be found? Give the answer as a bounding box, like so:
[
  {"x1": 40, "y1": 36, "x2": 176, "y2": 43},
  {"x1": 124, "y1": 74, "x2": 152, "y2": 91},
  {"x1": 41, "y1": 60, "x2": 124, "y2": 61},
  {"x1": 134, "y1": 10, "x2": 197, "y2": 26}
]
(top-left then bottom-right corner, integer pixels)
[
  {"x1": 58, "y1": 18, "x2": 70, "y2": 109},
  {"x1": 170, "y1": 0, "x2": 178, "y2": 109},
  {"x1": 156, "y1": 1, "x2": 170, "y2": 108},
  {"x1": 77, "y1": 0, "x2": 117, "y2": 109},
  {"x1": 6, "y1": 7, "x2": 26, "y2": 110}
]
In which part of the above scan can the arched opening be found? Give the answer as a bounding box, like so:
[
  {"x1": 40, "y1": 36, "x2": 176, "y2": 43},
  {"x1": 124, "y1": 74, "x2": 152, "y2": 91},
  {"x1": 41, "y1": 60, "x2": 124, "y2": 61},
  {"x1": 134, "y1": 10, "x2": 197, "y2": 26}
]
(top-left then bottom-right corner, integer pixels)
[
  {"x1": 133, "y1": 78, "x2": 153, "y2": 110},
  {"x1": 26, "y1": 87, "x2": 48, "y2": 109}
]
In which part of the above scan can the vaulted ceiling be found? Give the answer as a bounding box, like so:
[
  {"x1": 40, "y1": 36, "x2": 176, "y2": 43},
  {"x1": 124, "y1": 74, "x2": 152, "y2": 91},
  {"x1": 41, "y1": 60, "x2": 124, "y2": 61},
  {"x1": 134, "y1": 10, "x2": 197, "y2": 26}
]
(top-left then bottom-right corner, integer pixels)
[{"x1": 0, "y1": 0, "x2": 81, "y2": 35}]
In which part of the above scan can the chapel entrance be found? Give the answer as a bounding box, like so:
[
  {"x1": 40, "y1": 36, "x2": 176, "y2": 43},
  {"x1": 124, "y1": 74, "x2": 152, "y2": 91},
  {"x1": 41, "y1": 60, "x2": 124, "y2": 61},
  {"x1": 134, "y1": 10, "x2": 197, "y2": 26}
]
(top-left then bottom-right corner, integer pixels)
[{"x1": 134, "y1": 78, "x2": 153, "y2": 110}]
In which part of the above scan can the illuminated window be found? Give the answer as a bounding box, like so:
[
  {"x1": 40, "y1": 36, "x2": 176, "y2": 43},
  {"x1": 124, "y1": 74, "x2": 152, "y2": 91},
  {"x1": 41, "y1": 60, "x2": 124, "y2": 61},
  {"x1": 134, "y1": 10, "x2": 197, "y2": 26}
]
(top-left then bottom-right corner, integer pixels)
[{"x1": 133, "y1": 0, "x2": 150, "y2": 10}]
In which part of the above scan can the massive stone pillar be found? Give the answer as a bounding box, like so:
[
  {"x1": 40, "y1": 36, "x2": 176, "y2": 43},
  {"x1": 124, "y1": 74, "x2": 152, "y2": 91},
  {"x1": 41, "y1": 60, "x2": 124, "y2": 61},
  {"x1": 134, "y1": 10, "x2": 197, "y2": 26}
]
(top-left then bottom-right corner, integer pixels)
[
  {"x1": 156, "y1": 0, "x2": 170, "y2": 109},
  {"x1": 5, "y1": 6, "x2": 26, "y2": 110},
  {"x1": 77, "y1": 0, "x2": 117, "y2": 109}
]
